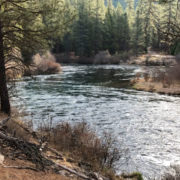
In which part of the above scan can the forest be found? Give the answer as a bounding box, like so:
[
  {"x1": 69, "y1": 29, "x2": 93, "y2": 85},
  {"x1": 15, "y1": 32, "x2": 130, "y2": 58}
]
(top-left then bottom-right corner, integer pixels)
[
  {"x1": 1, "y1": 0, "x2": 180, "y2": 180},
  {"x1": 51, "y1": 0, "x2": 180, "y2": 57}
]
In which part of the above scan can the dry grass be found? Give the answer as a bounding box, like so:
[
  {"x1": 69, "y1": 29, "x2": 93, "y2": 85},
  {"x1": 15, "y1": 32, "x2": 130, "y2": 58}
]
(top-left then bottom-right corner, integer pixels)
[
  {"x1": 0, "y1": 159, "x2": 70, "y2": 180},
  {"x1": 132, "y1": 78, "x2": 180, "y2": 95},
  {"x1": 0, "y1": 113, "x2": 8, "y2": 122},
  {"x1": 38, "y1": 122, "x2": 120, "y2": 175},
  {"x1": 132, "y1": 64, "x2": 180, "y2": 95}
]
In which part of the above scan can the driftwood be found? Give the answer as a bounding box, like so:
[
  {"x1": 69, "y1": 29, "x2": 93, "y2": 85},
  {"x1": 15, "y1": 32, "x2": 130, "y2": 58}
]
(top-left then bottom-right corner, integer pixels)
[
  {"x1": 47, "y1": 147, "x2": 63, "y2": 159},
  {"x1": 3, "y1": 165, "x2": 38, "y2": 171},
  {"x1": 56, "y1": 164, "x2": 89, "y2": 180}
]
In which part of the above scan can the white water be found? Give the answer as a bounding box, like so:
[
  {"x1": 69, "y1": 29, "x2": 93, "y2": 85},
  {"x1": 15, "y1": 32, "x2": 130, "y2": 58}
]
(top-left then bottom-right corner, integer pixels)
[{"x1": 12, "y1": 65, "x2": 180, "y2": 179}]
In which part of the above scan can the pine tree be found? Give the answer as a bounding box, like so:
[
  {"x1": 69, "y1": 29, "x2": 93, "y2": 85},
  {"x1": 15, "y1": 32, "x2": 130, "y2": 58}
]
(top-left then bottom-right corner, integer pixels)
[
  {"x1": 136, "y1": 0, "x2": 158, "y2": 52},
  {"x1": 132, "y1": 9, "x2": 144, "y2": 54},
  {"x1": 103, "y1": 0, "x2": 117, "y2": 54},
  {"x1": 125, "y1": 0, "x2": 135, "y2": 26},
  {"x1": 0, "y1": 0, "x2": 71, "y2": 114}
]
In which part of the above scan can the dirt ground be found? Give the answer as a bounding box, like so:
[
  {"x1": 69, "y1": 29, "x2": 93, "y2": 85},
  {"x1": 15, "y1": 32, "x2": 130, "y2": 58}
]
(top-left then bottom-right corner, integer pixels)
[{"x1": 0, "y1": 166, "x2": 70, "y2": 180}]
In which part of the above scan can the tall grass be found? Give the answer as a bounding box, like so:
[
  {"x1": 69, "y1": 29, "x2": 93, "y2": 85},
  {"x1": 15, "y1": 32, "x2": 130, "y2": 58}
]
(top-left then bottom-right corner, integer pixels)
[{"x1": 38, "y1": 121, "x2": 120, "y2": 174}]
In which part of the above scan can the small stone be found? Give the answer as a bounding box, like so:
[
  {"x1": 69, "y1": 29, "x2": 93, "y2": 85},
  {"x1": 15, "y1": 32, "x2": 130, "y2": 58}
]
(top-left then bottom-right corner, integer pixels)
[{"x1": 0, "y1": 154, "x2": 4, "y2": 165}]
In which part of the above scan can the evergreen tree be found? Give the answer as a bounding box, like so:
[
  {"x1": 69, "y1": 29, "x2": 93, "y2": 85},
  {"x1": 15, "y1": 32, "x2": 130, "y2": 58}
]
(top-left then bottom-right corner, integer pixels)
[
  {"x1": 132, "y1": 10, "x2": 144, "y2": 54},
  {"x1": 103, "y1": 0, "x2": 117, "y2": 54},
  {"x1": 0, "y1": 0, "x2": 71, "y2": 114}
]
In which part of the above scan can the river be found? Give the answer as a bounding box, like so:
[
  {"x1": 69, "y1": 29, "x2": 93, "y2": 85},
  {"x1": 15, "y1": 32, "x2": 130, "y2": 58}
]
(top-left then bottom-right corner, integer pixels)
[{"x1": 12, "y1": 65, "x2": 180, "y2": 179}]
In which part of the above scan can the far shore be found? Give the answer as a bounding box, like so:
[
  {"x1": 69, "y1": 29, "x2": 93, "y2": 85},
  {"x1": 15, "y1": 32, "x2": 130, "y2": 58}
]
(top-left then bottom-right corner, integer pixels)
[
  {"x1": 132, "y1": 78, "x2": 180, "y2": 95},
  {"x1": 54, "y1": 51, "x2": 177, "y2": 66}
]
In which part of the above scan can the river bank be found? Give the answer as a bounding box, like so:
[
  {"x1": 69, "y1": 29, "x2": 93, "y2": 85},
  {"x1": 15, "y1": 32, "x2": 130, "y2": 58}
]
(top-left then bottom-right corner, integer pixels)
[
  {"x1": 11, "y1": 65, "x2": 180, "y2": 178},
  {"x1": 132, "y1": 78, "x2": 180, "y2": 95},
  {"x1": 54, "y1": 51, "x2": 177, "y2": 66},
  {"x1": 0, "y1": 112, "x2": 143, "y2": 180},
  {"x1": 128, "y1": 53, "x2": 176, "y2": 66}
]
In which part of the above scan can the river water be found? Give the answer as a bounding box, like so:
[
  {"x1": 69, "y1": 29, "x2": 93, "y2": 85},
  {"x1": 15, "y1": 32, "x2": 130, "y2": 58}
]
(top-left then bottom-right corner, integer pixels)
[{"x1": 12, "y1": 65, "x2": 180, "y2": 179}]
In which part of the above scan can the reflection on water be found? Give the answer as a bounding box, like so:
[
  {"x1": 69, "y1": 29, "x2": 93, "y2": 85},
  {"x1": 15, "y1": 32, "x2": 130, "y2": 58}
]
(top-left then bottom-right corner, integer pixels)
[{"x1": 12, "y1": 65, "x2": 180, "y2": 179}]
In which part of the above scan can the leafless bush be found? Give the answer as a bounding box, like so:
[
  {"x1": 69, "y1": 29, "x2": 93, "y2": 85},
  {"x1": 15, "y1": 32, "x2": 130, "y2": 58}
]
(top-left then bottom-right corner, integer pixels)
[
  {"x1": 38, "y1": 122, "x2": 120, "y2": 172},
  {"x1": 94, "y1": 50, "x2": 111, "y2": 64},
  {"x1": 32, "y1": 51, "x2": 61, "y2": 75},
  {"x1": 152, "y1": 70, "x2": 174, "y2": 88}
]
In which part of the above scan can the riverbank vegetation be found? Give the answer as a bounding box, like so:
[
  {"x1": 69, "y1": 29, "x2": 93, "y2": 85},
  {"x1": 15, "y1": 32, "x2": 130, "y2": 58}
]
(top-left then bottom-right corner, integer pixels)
[
  {"x1": 0, "y1": 111, "x2": 144, "y2": 180},
  {"x1": 1, "y1": 0, "x2": 180, "y2": 179},
  {"x1": 132, "y1": 56, "x2": 180, "y2": 95},
  {"x1": 1, "y1": 0, "x2": 180, "y2": 113},
  {"x1": 51, "y1": 0, "x2": 180, "y2": 59}
]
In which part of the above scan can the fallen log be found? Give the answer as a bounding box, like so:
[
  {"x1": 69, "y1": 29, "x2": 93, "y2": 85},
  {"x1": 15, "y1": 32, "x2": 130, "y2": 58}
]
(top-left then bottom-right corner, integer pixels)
[
  {"x1": 3, "y1": 165, "x2": 38, "y2": 172},
  {"x1": 56, "y1": 164, "x2": 89, "y2": 180}
]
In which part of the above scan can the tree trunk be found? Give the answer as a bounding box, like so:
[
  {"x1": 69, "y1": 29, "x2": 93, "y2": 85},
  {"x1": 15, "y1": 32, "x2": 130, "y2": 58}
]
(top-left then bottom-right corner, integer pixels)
[{"x1": 0, "y1": 19, "x2": 11, "y2": 115}]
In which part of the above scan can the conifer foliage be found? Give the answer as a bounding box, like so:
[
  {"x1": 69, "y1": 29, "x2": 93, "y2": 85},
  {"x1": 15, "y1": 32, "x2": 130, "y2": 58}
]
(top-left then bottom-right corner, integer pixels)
[{"x1": 53, "y1": 0, "x2": 180, "y2": 56}]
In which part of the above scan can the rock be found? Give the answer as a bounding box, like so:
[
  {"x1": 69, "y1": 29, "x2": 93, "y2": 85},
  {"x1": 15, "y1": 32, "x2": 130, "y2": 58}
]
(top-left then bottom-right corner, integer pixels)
[
  {"x1": 89, "y1": 172, "x2": 109, "y2": 180},
  {"x1": 0, "y1": 153, "x2": 4, "y2": 165},
  {"x1": 58, "y1": 170, "x2": 67, "y2": 176}
]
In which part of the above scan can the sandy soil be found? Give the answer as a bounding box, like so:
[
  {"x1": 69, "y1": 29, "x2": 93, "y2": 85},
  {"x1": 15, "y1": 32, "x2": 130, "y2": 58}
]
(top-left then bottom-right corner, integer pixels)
[
  {"x1": 0, "y1": 166, "x2": 69, "y2": 180},
  {"x1": 0, "y1": 157, "x2": 72, "y2": 180}
]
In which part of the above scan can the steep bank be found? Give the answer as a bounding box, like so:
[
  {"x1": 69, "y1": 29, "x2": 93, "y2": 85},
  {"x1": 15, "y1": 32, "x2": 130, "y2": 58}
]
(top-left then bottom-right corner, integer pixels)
[{"x1": 0, "y1": 113, "x2": 142, "y2": 180}]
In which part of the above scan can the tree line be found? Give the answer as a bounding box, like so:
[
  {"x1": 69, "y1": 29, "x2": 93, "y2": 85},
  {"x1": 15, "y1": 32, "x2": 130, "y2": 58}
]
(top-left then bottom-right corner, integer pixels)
[
  {"x1": 51, "y1": 0, "x2": 180, "y2": 57},
  {"x1": 0, "y1": 0, "x2": 180, "y2": 115}
]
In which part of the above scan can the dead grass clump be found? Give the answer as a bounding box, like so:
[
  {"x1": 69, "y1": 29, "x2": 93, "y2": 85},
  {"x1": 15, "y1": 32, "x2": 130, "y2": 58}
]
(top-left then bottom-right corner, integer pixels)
[
  {"x1": 32, "y1": 51, "x2": 61, "y2": 75},
  {"x1": 151, "y1": 70, "x2": 174, "y2": 88},
  {"x1": 5, "y1": 119, "x2": 31, "y2": 141},
  {"x1": 38, "y1": 122, "x2": 120, "y2": 173}
]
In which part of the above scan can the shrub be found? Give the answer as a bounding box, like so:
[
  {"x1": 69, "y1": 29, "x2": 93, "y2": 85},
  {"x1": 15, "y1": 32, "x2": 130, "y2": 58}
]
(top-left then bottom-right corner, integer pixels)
[
  {"x1": 94, "y1": 50, "x2": 111, "y2": 64},
  {"x1": 32, "y1": 51, "x2": 61, "y2": 75},
  {"x1": 38, "y1": 122, "x2": 120, "y2": 173},
  {"x1": 143, "y1": 73, "x2": 150, "y2": 82}
]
